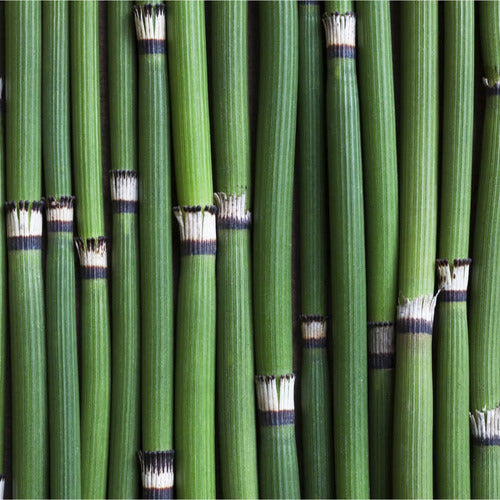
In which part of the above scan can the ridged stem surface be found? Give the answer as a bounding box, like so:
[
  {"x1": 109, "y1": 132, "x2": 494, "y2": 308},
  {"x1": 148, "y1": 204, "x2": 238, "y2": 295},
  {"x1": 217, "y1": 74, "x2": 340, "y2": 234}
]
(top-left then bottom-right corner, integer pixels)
[
  {"x1": 393, "y1": 3, "x2": 438, "y2": 498},
  {"x1": 469, "y1": 8, "x2": 500, "y2": 488},
  {"x1": 297, "y1": 3, "x2": 333, "y2": 498},
  {"x1": 434, "y1": 3, "x2": 474, "y2": 498},
  {"x1": 356, "y1": 4, "x2": 398, "y2": 497},
  {"x1": 5, "y1": 3, "x2": 47, "y2": 497},
  {"x1": 211, "y1": 2, "x2": 258, "y2": 498},
  {"x1": 253, "y1": 3, "x2": 300, "y2": 498},
  {"x1": 108, "y1": 3, "x2": 140, "y2": 498},
  {"x1": 324, "y1": 12, "x2": 369, "y2": 498},
  {"x1": 167, "y1": 3, "x2": 216, "y2": 497}
]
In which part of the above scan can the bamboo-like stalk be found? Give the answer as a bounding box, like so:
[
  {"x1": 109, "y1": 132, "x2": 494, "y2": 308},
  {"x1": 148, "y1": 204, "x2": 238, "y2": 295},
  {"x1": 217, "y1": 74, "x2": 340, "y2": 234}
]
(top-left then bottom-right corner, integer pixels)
[
  {"x1": 70, "y1": 2, "x2": 110, "y2": 497},
  {"x1": 5, "y1": 3, "x2": 48, "y2": 497},
  {"x1": 211, "y1": 2, "x2": 258, "y2": 498},
  {"x1": 167, "y1": 2, "x2": 216, "y2": 497},
  {"x1": 108, "y1": 3, "x2": 140, "y2": 498},
  {"x1": 356, "y1": 2, "x2": 398, "y2": 497},
  {"x1": 322, "y1": 11, "x2": 369, "y2": 498},
  {"x1": 469, "y1": 4, "x2": 500, "y2": 495},
  {"x1": 434, "y1": 3, "x2": 474, "y2": 498},
  {"x1": 133, "y1": 3, "x2": 174, "y2": 497},
  {"x1": 393, "y1": 3, "x2": 438, "y2": 498},
  {"x1": 43, "y1": 3, "x2": 81, "y2": 498},
  {"x1": 297, "y1": 2, "x2": 333, "y2": 498},
  {"x1": 253, "y1": 2, "x2": 300, "y2": 498}
]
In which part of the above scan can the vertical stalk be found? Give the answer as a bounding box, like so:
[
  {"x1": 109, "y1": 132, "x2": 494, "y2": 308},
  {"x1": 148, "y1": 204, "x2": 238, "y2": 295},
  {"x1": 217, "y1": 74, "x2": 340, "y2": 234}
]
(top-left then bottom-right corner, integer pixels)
[
  {"x1": 167, "y1": 2, "x2": 216, "y2": 497},
  {"x1": 253, "y1": 2, "x2": 300, "y2": 498},
  {"x1": 297, "y1": 2, "x2": 333, "y2": 498},
  {"x1": 356, "y1": 2, "x2": 398, "y2": 497},
  {"x1": 211, "y1": 2, "x2": 258, "y2": 498},
  {"x1": 42, "y1": 3, "x2": 81, "y2": 498},
  {"x1": 435, "y1": 2, "x2": 474, "y2": 498},
  {"x1": 70, "y1": 2, "x2": 110, "y2": 497},
  {"x1": 133, "y1": 2, "x2": 174, "y2": 497},
  {"x1": 5, "y1": 3, "x2": 48, "y2": 497},
  {"x1": 323, "y1": 11, "x2": 369, "y2": 498},
  {"x1": 393, "y1": 3, "x2": 438, "y2": 498},
  {"x1": 469, "y1": 4, "x2": 500, "y2": 495},
  {"x1": 108, "y1": 2, "x2": 140, "y2": 498}
]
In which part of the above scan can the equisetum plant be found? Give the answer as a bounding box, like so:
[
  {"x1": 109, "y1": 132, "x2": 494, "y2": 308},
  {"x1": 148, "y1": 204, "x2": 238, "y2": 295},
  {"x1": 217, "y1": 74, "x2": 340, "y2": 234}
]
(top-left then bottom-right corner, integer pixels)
[
  {"x1": 5, "y1": 3, "x2": 48, "y2": 497},
  {"x1": 392, "y1": 3, "x2": 438, "y2": 498},
  {"x1": 434, "y1": 2, "x2": 474, "y2": 497},
  {"x1": 211, "y1": 2, "x2": 259, "y2": 497},
  {"x1": 70, "y1": 1, "x2": 110, "y2": 496},
  {"x1": 469, "y1": 2, "x2": 500, "y2": 496},
  {"x1": 323, "y1": 6, "x2": 370, "y2": 497},
  {"x1": 297, "y1": 2, "x2": 333, "y2": 498},
  {"x1": 253, "y1": 2, "x2": 300, "y2": 498},
  {"x1": 167, "y1": 1, "x2": 216, "y2": 497},
  {"x1": 356, "y1": 2, "x2": 398, "y2": 497},
  {"x1": 108, "y1": 2, "x2": 140, "y2": 497}
]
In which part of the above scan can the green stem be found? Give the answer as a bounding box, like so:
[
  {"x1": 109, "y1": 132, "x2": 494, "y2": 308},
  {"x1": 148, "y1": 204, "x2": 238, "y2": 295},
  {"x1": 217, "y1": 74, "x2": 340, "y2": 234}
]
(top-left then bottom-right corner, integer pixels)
[
  {"x1": 253, "y1": 2, "x2": 300, "y2": 497},
  {"x1": 297, "y1": 3, "x2": 333, "y2": 498},
  {"x1": 211, "y1": 2, "x2": 258, "y2": 497},
  {"x1": 356, "y1": 3, "x2": 398, "y2": 496},
  {"x1": 167, "y1": 2, "x2": 216, "y2": 496},
  {"x1": 75, "y1": 238, "x2": 111, "y2": 499},
  {"x1": 133, "y1": 3, "x2": 174, "y2": 496},
  {"x1": 323, "y1": 11, "x2": 369, "y2": 498},
  {"x1": 108, "y1": 2, "x2": 140, "y2": 498},
  {"x1": 392, "y1": 3, "x2": 438, "y2": 498}
]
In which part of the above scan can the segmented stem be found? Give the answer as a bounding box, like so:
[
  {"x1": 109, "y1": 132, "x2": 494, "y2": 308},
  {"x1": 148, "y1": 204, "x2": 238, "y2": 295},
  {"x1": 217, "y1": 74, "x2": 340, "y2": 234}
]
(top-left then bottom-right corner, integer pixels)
[
  {"x1": 323, "y1": 11, "x2": 370, "y2": 498},
  {"x1": 253, "y1": 2, "x2": 300, "y2": 497},
  {"x1": 211, "y1": 2, "x2": 258, "y2": 497}
]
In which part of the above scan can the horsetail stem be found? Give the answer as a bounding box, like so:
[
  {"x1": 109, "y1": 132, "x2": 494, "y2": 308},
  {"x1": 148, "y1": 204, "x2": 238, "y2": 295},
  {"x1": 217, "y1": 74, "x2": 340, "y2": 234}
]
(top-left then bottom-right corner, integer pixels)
[
  {"x1": 297, "y1": 3, "x2": 333, "y2": 498},
  {"x1": 324, "y1": 1, "x2": 351, "y2": 16},
  {"x1": 108, "y1": 3, "x2": 140, "y2": 497},
  {"x1": 299, "y1": 317, "x2": 334, "y2": 498},
  {"x1": 469, "y1": 8, "x2": 500, "y2": 490},
  {"x1": 253, "y1": 3, "x2": 300, "y2": 498},
  {"x1": 70, "y1": 2, "x2": 110, "y2": 496},
  {"x1": 5, "y1": 3, "x2": 48, "y2": 497},
  {"x1": 356, "y1": 3, "x2": 398, "y2": 496},
  {"x1": 133, "y1": 3, "x2": 174, "y2": 496},
  {"x1": 42, "y1": 3, "x2": 81, "y2": 497},
  {"x1": 392, "y1": 3, "x2": 438, "y2": 498},
  {"x1": 0, "y1": 78, "x2": 6, "y2": 498},
  {"x1": 323, "y1": 11, "x2": 370, "y2": 498},
  {"x1": 211, "y1": 3, "x2": 258, "y2": 497},
  {"x1": 167, "y1": 2, "x2": 216, "y2": 496},
  {"x1": 434, "y1": 3, "x2": 474, "y2": 498}
]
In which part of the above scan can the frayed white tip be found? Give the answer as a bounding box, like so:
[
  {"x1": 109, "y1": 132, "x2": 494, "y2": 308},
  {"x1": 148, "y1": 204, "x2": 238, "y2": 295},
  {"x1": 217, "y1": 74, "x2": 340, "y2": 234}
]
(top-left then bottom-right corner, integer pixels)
[
  {"x1": 398, "y1": 294, "x2": 438, "y2": 323},
  {"x1": 436, "y1": 259, "x2": 470, "y2": 291},
  {"x1": 46, "y1": 197, "x2": 74, "y2": 223},
  {"x1": 470, "y1": 404, "x2": 500, "y2": 442},
  {"x1": 368, "y1": 323, "x2": 395, "y2": 354},
  {"x1": 301, "y1": 319, "x2": 326, "y2": 340},
  {"x1": 141, "y1": 464, "x2": 173, "y2": 490},
  {"x1": 322, "y1": 12, "x2": 356, "y2": 48},
  {"x1": 6, "y1": 201, "x2": 43, "y2": 238},
  {"x1": 74, "y1": 238, "x2": 107, "y2": 268},
  {"x1": 133, "y1": 3, "x2": 166, "y2": 41},
  {"x1": 214, "y1": 192, "x2": 251, "y2": 228},
  {"x1": 255, "y1": 374, "x2": 295, "y2": 412},
  {"x1": 0, "y1": 475, "x2": 5, "y2": 500},
  {"x1": 110, "y1": 171, "x2": 138, "y2": 202},
  {"x1": 483, "y1": 76, "x2": 500, "y2": 89},
  {"x1": 174, "y1": 206, "x2": 216, "y2": 244}
]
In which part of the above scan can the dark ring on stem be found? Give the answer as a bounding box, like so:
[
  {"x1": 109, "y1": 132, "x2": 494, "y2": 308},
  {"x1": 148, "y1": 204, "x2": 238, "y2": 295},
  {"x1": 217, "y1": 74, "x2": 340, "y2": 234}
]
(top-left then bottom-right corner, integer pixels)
[
  {"x1": 181, "y1": 240, "x2": 216, "y2": 256},
  {"x1": 7, "y1": 236, "x2": 42, "y2": 251},
  {"x1": 303, "y1": 337, "x2": 327, "y2": 349},
  {"x1": 138, "y1": 40, "x2": 166, "y2": 55},
  {"x1": 472, "y1": 435, "x2": 500, "y2": 447},
  {"x1": 112, "y1": 200, "x2": 138, "y2": 214},
  {"x1": 216, "y1": 218, "x2": 251, "y2": 230},
  {"x1": 47, "y1": 221, "x2": 73, "y2": 233},
  {"x1": 327, "y1": 45, "x2": 355, "y2": 59},
  {"x1": 258, "y1": 410, "x2": 295, "y2": 426},
  {"x1": 368, "y1": 352, "x2": 395, "y2": 370},
  {"x1": 440, "y1": 290, "x2": 467, "y2": 302},
  {"x1": 80, "y1": 266, "x2": 108, "y2": 280},
  {"x1": 398, "y1": 318, "x2": 433, "y2": 335}
]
